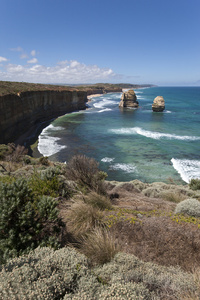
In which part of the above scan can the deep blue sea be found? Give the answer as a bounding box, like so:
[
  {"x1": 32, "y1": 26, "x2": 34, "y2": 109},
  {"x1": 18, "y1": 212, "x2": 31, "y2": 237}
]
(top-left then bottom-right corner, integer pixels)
[{"x1": 38, "y1": 87, "x2": 200, "y2": 184}]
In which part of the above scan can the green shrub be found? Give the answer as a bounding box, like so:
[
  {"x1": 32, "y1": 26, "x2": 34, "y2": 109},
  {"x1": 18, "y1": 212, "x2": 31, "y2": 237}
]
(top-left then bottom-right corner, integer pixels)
[
  {"x1": 189, "y1": 179, "x2": 200, "y2": 191},
  {"x1": 39, "y1": 156, "x2": 49, "y2": 166},
  {"x1": 28, "y1": 170, "x2": 61, "y2": 198},
  {"x1": 83, "y1": 191, "x2": 112, "y2": 210},
  {"x1": 175, "y1": 198, "x2": 200, "y2": 217},
  {"x1": 0, "y1": 179, "x2": 64, "y2": 263},
  {"x1": 0, "y1": 144, "x2": 10, "y2": 160}
]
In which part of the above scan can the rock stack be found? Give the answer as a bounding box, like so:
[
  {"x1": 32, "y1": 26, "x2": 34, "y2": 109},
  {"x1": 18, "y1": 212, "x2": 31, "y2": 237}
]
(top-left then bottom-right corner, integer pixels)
[
  {"x1": 152, "y1": 96, "x2": 165, "y2": 112},
  {"x1": 119, "y1": 90, "x2": 139, "y2": 108}
]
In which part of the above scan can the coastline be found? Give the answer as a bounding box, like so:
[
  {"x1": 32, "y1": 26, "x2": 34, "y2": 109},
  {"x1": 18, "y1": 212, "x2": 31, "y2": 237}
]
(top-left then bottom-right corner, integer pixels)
[{"x1": 87, "y1": 94, "x2": 104, "y2": 99}]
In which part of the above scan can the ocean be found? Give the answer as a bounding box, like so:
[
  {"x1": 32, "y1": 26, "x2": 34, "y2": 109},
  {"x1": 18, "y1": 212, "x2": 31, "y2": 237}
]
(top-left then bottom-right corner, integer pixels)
[{"x1": 37, "y1": 87, "x2": 200, "y2": 184}]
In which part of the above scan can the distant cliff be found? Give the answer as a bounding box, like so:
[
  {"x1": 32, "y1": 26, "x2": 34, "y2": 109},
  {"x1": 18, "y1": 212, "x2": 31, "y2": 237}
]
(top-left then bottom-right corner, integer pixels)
[
  {"x1": 0, "y1": 81, "x2": 154, "y2": 145},
  {"x1": 0, "y1": 90, "x2": 87, "y2": 144}
]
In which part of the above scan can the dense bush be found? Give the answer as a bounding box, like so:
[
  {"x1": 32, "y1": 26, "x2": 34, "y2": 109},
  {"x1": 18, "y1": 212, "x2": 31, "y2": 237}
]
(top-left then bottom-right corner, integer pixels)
[
  {"x1": 66, "y1": 155, "x2": 107, "y2": 194},
  {"x1": 175, "y1": 198, "x2": 200, "y2": 217},
  {"x1": 0, "y1": 247, "x2": 196, "y2": 300},
  {"x1": 93, "y1": 252, "x2": 196, "y2": 299},
  {"x1": 0, "y1": 247, "x2": 89, "y2": 300},
  {"x1": 0, "y1": 178, "x2": 64, "y2": 263},
  {"x1": 29, "y1": 169, "x2": 61, "y2": 198},
  {"x1": 189, "y1": 178, "x2": 200, "y2": 191}
]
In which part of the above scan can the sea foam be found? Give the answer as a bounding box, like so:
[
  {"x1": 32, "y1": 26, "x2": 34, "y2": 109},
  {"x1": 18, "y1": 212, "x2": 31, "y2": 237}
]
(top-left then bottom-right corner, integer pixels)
[
  {"x1": 38, "y1": 124, "x2": 66, "y2": 157},
  {"x1": 110, "y1": 163, "x2": 137, "y2": 173},
  {"x1": 98, "y1": 108, "x2": 112, "y2": 113},
  {"x1": 110, "y1": 127, "x2": 200, "y2": 141},
  {"x1": 93, "y1": 99, "x2": 116, "y2": 109},
  {"x1": 171, "y1": 158, "x2": 200, "y2": 183},
  {"x1": 101, "y1": 157, "x2": 114, "y2": 163}
]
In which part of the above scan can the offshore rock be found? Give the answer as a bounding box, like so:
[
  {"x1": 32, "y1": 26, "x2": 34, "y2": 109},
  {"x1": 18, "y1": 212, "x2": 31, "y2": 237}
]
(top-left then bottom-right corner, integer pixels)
[
  {"x1": 119, "y1": 90, "x2": 139, "y2": 108},
  {"x1": 152, "y1": 96, "x2": 165, "y2": 112}
]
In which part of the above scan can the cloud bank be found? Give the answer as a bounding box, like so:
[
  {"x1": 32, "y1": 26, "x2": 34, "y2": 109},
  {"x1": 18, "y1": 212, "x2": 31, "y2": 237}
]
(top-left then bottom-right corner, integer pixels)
[{"x1": 0, "y1": 58, "x2": 119, "y2": 84}]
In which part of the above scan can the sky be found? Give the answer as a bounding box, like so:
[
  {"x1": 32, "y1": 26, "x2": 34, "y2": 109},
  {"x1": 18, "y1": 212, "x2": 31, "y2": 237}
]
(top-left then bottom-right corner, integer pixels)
[{"x1": 0, "y1": 0, "x2": 200, "y2": 86}]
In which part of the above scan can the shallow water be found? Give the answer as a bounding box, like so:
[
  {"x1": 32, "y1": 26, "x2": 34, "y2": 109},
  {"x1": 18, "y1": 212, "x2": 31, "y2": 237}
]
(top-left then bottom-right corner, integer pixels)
[{"x1": 38, "y1": 87, "x2": 200, "y2": 183}]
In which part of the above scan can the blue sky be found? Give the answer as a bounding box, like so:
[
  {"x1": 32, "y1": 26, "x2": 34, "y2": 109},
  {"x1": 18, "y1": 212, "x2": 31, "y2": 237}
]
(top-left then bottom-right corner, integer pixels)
[{"x1": 0, "y1": 0, "x2": 199, "y2": 85}]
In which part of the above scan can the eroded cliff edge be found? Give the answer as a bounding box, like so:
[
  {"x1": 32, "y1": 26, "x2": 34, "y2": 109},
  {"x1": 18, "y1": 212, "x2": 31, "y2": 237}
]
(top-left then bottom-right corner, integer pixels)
[{"x1": 0, "y1": 90, "x2": 87, "y2": 144}]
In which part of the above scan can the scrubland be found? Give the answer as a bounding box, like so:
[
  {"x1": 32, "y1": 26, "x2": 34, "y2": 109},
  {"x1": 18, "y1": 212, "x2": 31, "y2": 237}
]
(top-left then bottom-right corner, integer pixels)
[{"x1": 1, "y1": 143, "x2": 200, "y2": 299}]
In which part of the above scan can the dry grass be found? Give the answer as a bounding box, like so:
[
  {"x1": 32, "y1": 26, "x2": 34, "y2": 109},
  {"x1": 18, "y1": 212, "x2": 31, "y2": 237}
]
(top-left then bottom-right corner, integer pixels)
[
  {"x1": 83, "y1": 191, "x2": 112, "y2": 210},
  {"x1": 65, "y1": 202, "x2": 105, "y2": 237},
  {"x1": 112, "y1": 216, "x2": 200, "y2": 271},
  {"x1": 79, "y1": 227, "x2": 120, "y2": 265},
  {"x1": 181, "y1": 268, "x2": 200, "y2": 299},
  {"x1": 161, "y1": 191, "x2": 187, "y2": 203}
]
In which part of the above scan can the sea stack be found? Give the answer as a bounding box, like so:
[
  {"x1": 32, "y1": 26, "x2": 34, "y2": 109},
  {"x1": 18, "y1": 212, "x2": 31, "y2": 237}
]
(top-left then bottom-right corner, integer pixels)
[
  {"x1": 119, "y1": 90, "x2": 139, "y2": 108},
  {"x1": 152, "y1": 96, "x2": 165, "y2": 112}
]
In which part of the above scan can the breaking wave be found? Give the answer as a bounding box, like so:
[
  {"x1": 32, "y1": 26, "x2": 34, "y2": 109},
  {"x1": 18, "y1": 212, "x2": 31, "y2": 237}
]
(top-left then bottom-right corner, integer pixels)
[
  {"x1": 109, "y1": 163, "x2": 137, "y2": 173},
  {"x1": 110, "y1": 127, "x2": 200, "y2": 141},
  {"x1": 38, "y1": 125, "x2": 66, "y2": 157},
  {"x1": 171, "y1": 158, "x2": 200, "y2": 183}
]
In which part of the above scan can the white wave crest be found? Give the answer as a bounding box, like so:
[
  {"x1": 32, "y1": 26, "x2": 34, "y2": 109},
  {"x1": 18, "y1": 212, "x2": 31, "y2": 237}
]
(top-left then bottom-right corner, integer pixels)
[
  {"x1": 171, "y1": 158, "x2": 200, "y2": 183},
  {"x1": 38, "y1": 124, "x2": 66, "y2": 157},
  {"x1": 110, "y1": 163, "x2": 136, "y2": 173},
  {"x1": 93, "y1": 99, "x2": 116, "y2": 109},
  {"x1": 101, "y1": 157, "x2": 114, "y2": 163},
  {"x1": 110, "y1": 127, "x2": 200, "y2": 141},
  {"x1": 98, "y1": 108, "x2": 112, "y2": 113}
]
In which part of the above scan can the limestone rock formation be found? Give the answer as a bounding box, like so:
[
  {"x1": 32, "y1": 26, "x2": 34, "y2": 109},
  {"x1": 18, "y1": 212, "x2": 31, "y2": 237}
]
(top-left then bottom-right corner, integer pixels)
[
  {"x1": 119, "y1": 90, "x2": 139, "y2": 108},
  {"x1": 152, "y1": 96, "x2": 165, "y2": 112}
]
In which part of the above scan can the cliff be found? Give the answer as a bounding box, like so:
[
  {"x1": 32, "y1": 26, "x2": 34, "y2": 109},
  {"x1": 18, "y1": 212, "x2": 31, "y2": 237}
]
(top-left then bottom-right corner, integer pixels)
[
  {"x1": 0, "y1": 81, "x2": 154, "y2": 145},
  {"x1": 0, "y1": 90, "x2": 87, "y2": 144}
]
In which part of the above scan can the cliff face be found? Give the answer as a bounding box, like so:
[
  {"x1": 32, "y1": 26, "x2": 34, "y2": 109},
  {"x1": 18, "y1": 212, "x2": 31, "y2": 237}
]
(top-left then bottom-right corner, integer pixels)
[{"x1": 0, "y1": 90, "x2": 87, "y2": 144}]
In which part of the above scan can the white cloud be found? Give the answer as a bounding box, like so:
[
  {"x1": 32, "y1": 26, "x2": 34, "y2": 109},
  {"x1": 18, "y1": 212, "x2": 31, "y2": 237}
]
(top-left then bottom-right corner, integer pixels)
[
  {"x1": 0, "y1": 56, "x2": 8, "y2": 62},
  {"x1": 27, "y1": 58, "x2": 38, "y2": 64},
  {"x1": 31, "y1": 50, "x2": 36, "y2": 56},
  {"x1": 0, "y1": 59, "x2": 119, "y2": 83},
  {"x1": 10, "y1": 47, "x2": 23, "y2": 52},
  {"x1": 20, "y1": 53, "x2": 29, "y2": 59}
]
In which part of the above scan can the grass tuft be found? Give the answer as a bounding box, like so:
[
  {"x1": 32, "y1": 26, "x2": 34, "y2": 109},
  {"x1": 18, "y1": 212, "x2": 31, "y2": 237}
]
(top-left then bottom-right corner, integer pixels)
[
  {"x1": 80, "y1": 227, "x2": 120, "y2": 265},
  {"x1": 66, "y1": 202, "x2": 104, "y2": 237},
  {"x1": 83, "y1": 191, "x2": 112, "y2": 210}
]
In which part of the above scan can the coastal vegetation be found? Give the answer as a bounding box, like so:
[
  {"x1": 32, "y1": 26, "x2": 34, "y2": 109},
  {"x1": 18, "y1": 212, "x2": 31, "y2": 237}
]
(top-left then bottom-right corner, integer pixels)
[
  {"x1": 0, "y1": 143, "x2": 200, "y2": 298},
  {"x1": 0, "y1": 80, "x2": 153, "y2": 96}
]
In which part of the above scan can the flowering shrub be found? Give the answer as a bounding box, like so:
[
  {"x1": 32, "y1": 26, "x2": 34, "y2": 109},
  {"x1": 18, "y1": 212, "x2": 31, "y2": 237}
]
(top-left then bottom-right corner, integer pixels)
[{"x1": 0, "y1": 248, "x2": 196, "y2": 299}]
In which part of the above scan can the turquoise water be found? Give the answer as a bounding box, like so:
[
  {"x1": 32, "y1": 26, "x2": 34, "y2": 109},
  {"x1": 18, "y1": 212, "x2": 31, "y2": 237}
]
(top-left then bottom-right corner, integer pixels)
[{"x1": 38, "y1": 87, "x2": 200, "y2": 183}]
